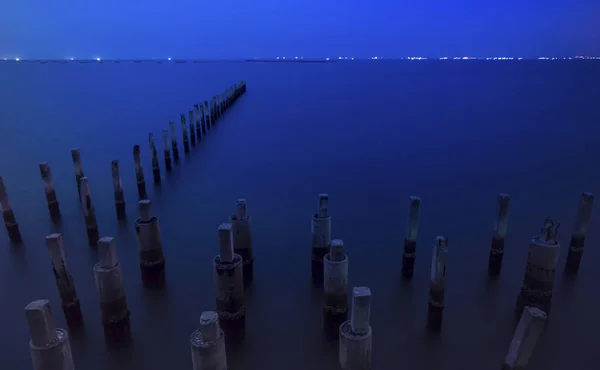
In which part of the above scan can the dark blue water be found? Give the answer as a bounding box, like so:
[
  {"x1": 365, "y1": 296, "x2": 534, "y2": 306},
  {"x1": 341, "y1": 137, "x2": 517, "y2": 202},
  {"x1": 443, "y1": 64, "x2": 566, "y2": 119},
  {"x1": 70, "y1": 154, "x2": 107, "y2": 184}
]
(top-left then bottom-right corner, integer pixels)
[{"x1": 1, "y1": 60, "x2": 599, "y2": 370}]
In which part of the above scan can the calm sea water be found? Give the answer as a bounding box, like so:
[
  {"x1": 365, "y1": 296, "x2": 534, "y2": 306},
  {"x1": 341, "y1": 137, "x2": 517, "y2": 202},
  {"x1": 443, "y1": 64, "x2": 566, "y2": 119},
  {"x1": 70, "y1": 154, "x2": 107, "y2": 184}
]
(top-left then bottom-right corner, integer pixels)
[{"x1": 1, "y1": 60, "x2": 599, "y2": 370}]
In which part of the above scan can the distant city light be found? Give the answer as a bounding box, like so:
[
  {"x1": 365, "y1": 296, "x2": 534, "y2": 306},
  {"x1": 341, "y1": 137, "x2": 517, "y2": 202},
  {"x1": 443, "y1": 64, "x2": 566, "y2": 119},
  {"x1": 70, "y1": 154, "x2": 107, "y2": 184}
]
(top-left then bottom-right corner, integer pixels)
[
  {"x1": 295, "y1": 56, "x2": 298, "y2": 59},
  {"x1": 351, "y1": 57, "x2": 354, "y2": 60},
  {"x1": 15, "y1": 58, "x2": 20, "y2": 61},
  {"x1": 167, "y1": 57, "x2": 171, "y2": 61},
  {"x1": 96, "y1": 57, "x2": 101, "y2": 61},
  {"x1": 282, "y1": 57, "x2": 286, "y2": 60},
  {"x1": 325, "y1": 57, "x2": 330, "y2": 61},
  {"x1": 70, "y1": 58, "x2": 74, "y2": 61}
]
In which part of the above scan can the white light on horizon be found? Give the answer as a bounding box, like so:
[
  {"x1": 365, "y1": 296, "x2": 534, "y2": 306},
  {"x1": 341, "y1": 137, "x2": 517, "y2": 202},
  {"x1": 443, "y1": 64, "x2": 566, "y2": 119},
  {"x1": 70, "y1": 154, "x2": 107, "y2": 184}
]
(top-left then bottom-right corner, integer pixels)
[
  {"x1": 15, "y1": 58, "x2": 20, "y2": 61},
  {"x1": 167, "y1": 57, "x2": 171, "y2": 61},
  {"x1": 70, "y1": 58, "x2": 74, "y2": 61},
  {"x1": 96, "y1": 57, "x2": 101, "y2": 61},
  {"x1": 325, "y1": 57, "x2": 330, "y2": 61}
]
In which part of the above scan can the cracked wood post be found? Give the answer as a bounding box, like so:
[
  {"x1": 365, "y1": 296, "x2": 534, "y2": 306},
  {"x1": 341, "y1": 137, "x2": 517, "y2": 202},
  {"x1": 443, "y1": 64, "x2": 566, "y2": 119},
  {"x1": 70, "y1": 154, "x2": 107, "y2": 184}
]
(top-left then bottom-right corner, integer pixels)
[
  {"x1": 402, "y1": 196, "x2": 421, "y2": 279},
  {"x1": 214, "y1": 223, "x2": 245, "y2": 334},
  {"x1": 181, "y1": 114, "x2": 190, "y2": 153},
  {"x1": 194, "y1": 104, "x2": 203, "y2": 141},
  {"x1": 339, "y1": 287, "x2": 372, "y2": 370},
  {"x1": 136, "y1": 199, "x2": 166, "y2": 285},
  {"x1": 488, "y1": 194, "x2": 511, "y2": 277},
  {"x1": 503, "y1": 306, "x2": 547, "y2": 370},
  {"x1": 169, "y1": 120, "x2": 180, "y2": 162},
  {"x1": 39, "y1": 163, "x2": 61, "y2": 219},
  {"x1": 189, "y1": 110, "x2": 196, "y2": 147},
  {"x1": 427, "y1": 236, "x2": 448, "y2": 332},
  {"x1": 133, "y1": 145, "x2": 147, "y2": 200},
  {"x1": 515, "y1": 218, "x2": 560, "y2": 317},
  {"x1": 230, "y1": 199, "x2": 254, "y2": 287},
  {"x1": 71, "y1": 149, "x2": 84, "y2": 199},
  {"x1": 111, "y1": 160, "x2": 126, "y2": 220},
  {"x1": 323, "y1": 239, "x2": 349, "y2": 337},
  {"x1": 46, "y1": 233, "x2": 83, "y2": 326},
  {"x1": 0, "y1": 176, "x2": 22, "y2": 243},
  {"x1": 79, "y1": 177, "x2": 99, "y2": 246},
  {"x1": 25, "y1": 300, "x2": 75, "y2": 370},
  {"x1": 190, "y1": 311, "x2": 227, "y2": 370},
  {"x1": 311, "y1": 194, "x2": 331, "y2": 285},
  {"x1": 162, "y1": 129, "x2": 172, "y2": 171},
  {"x1": 149, "y1": 133, "x2": 161, "y2": 183},
  {"x1": 565, "y1": 192, "x2": 594, "y2": 275}
]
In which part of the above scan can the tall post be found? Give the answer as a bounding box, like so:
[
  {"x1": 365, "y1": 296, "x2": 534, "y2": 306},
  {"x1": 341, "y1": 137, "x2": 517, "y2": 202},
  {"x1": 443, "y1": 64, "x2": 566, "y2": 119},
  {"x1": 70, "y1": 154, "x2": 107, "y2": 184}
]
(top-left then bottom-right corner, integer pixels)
[
  {"x1": 204, "y1": 101, "x2": 211, "y2": 131},
  {"x1": 213, "y1": 223, "x2": 245, "y2": 333},
  {"x1": 323, "y1": 239, "x2": 349, "y2": 337},
  {"x1": 516, "y1": 218, "x2": 561, "y2": 316},
  {"x1": 201, "y1": 103, "x2": 208, "y2": 133},
  {"x1": 133, "y1": 145, "x2": 148, "y2": 200},
  {"x1": 93, "y1": 237, "x2": 130, "y2": 340},
  {"x1": 39, "y1": 163, "x2": 61, "y2": 219},
  {"x1": 230, "y1": 199, "x2": 254, "y2": 287},
  {"x1": 427, "y1": 236, "x2": 448, "y2": 332},
  {"x1": 189, "y1": 110, "x2": 196, "y2": 147},
  {"x1": 169, "y1": 121, "x2": 180, "y2": 162},
  {"x1": 488, "y1": 194, "x2": 511, "y2": 277},
  {"x1": 194, "y1": 104, "x2": 202, "y2": 141},
  {"x1": 339, "y1": 287, "x2": 372, "y2": 370},
  {"x1": 311, "y1": 194, "x2": 331, "y2": 285},
  {"x1": 25, "y1": 300, "x2": 75, "y2": 370},
  {"x1": 190, "y1": 311, "x2": 227, "y2": 370},
  {"x1": 149, "y1": 133, "x2": 161, "y2": 183},
  {"x1": 565, "y1": 192, "x2": 594, "y2": 275},
  {"x1": 111, "y1": 161, "x2": 126, "y2": 220},
  {"x1": 0, "y1": 176, "x2": 22, "y2": 243},
  {"x1": 402, "y1": 196, "x2": 421, "y2": 279},
  {"x1": 136, "y1": 200, "x2": 166, "y2": 285},
  {"x1": 503, "y1": 306, "x2": 547, "y2": 369},
  {"x1": 162, "y1": 129, "x2": 172, "y2": 171},
  {"x1": 46, "y1": 234, "x2": 83, "y2": 326},
  {"x1": 71, "y1": 149, "x2": 84, "y2": 199},
  {"x1": 181, "y1": 114, "x2": 190, "y2": 153},
  {"x1": 79, "y1": 177, "x2": 99, "y2": 246}
]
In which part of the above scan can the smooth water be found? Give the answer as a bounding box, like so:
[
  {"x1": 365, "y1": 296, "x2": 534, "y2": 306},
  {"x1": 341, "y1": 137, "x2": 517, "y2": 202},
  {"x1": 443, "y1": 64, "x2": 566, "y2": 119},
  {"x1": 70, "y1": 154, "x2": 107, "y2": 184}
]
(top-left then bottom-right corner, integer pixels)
[{"x1": 0, "y1": 60, "x2": 599, "y2": 370}]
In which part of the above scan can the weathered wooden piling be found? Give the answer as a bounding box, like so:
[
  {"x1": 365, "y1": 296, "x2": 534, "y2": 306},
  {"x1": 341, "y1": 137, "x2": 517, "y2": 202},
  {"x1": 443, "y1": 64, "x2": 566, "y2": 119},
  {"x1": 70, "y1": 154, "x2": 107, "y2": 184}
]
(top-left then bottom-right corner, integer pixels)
[
  {"x1": 25, "y1": 300, "x2": 75, "y2": 370},
  {"x1": 503, "y1": 306, "x2": 547, "y2": 370},
  {"x1": 0, "y1": 176, "x2": 22, "y2": 243},
  {"x1": 39, "y1": 163, "x2": 61, "y2": 219},
  {"x1": 214, "y1": 223, "x2": 246, "y2": 333},
  {"x1": 194, "y1": 104, "x2": 203, "y2": 140},
  {"x1": 489, "y1": 193, "x2": 511, "y2": 277},
  {"x1": 402, "y1": 196, "x2": 421, "y2": 279},
  {"x1": 324, "y1": 239, "x2": 349, "y2": 337},
  {"x1": 136, "y1": 200, "x2": 166, "y2": 284},
  {"x1": 162, "y1": 129, "x2": 173, "y2": 171},
  {"x1": 46, "y1": 233, "x2": 83, "y2": 326},
  {"x1": 339, "y1": 287, "x2": 372, "y2": 370},
  {"x1": 516, "y1": 218, "x2": 560, "y2": 316},
  {"x1": 93, "y1": 237, "x2": 131, "y2": 339},
  {"x1": 565, "y1": 192, "x2": 594, "y2": 275},
  {"x1": 79, "y1": 177, "x2": 99, "y2": 246},
  {"x1": 189, "y1": 110, "x2": 197, "y2": 147},
  {"x1": 427, "y1": 236, "x2": 448, "y2": 332},
  {"x1": 201, "y1": 103, "x2": 208, "y2": 133},
  {"x1": 111, "y1": 161, "x2": 126, "y2": 220},
  {"x1": 181, "y1": 114, "x2": 190, "y2": 153},
  {"x1": 71, "y1": 149, "x2": 84, "y2": 198},
  {"x1": 133, "y1": 145, "x2": 148, "y2": 200},
  {"x1": 149, "y1": 133, "x2": 161, "y2": 183},
  {"x1": 230, "y1": 199, "x2": 254, "y2": 287},
  {"x1": 190, "y1": 311, "x2": 227, "y2": 370},
  {"x1": 312, "y1": 194, "x2": 331, "y2": 285},
  {"x1": 169, "y1": 121, "x2": 180, "y2": 161}
]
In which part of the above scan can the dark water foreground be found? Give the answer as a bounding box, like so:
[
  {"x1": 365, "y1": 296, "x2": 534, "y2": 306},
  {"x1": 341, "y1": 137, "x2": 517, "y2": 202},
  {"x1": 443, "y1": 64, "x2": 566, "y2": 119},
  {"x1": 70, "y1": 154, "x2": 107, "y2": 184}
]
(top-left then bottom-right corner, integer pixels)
[{"x1": 1, "y1": 61, "x2": 600, "y2": 370}]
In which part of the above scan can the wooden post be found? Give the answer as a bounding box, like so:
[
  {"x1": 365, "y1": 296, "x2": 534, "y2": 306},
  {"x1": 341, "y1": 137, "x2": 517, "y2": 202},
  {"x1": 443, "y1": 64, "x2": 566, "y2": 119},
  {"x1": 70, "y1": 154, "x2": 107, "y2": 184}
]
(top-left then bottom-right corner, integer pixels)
[
  {"x1": 79, "y1": 177, "x2": 99, "y2": 246},
  {"x1": 488, "y1": 194, "x2": 511, "y2": 277},
  {"x1": 194, "y1": 104, "x2": 202, "y2": 141},
  {"x1": 427, "y1": 236, "x2": 448, "y2": 332},
  {"x1": 189, "y1": 110, "x2": 196, "y2": 147},
  {"x1": 402, "y1": 196, "x2": 421, "y2": 279},
  {"x1": 565, "y1": 192, "x2": 594, "y2": 275},
  {"x1": 39, "y1": 163, "x2": 61, "y2": 219},
  {"x1": 133, "y1": 145, "x2": 147, "y2": 200},
  {"x1": 111, "y1": 161, "x2": 126, "y2": 220},
  {"x1": 311, "y1": 194, "x2": 331, "y2": 285},
  {"x1": 71, "y1": 149, "x2": 84, "y2": 199},
  {"x1": 0, "y1": 176, "x2": 22, "y2": 243},
  {"x1": 230, "y1": 199, "x2": 254, "y2": 287},
  {"x1": 181, "y1": 114, "x2": 190, "y2": 153},
  {"x1": 503, "y1": 306, "x2": 547, "y2": 369},
  {"x1": 149, "y1": 133, "x2": 161, "y2": 183},
  {"x1": 339, "y1": 287, "x2": 372, "y2": 370},
  {"x1": 136, "y1": 200, "x2": 166, "y2": 285},
  {"x1": 169, "y1": 121, "x2": 180, "y2": 162},
  {"x1": 190, "y1": 311, "x2": 227, "y2": 370},
  {"x1": 162, "y1": 129, "x2": 172, "y2": 171},
  {"x1": 323, "y1": 239, "x2": 349, "y2": 337}
]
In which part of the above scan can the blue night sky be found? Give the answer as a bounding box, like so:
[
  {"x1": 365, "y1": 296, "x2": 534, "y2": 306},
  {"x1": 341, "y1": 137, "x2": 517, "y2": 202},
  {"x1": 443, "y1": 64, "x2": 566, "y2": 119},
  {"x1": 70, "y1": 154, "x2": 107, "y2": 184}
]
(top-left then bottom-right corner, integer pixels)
[{"x1": 1, "y1": 0, "x2": 599, "y2": 59}]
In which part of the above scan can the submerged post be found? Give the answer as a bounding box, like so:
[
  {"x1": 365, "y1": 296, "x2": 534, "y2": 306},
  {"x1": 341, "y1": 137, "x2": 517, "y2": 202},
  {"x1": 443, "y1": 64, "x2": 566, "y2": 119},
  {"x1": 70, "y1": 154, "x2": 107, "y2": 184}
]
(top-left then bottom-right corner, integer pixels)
[
  {"x1": 93, "y1": 237, "x2": 131, "y2": 340},
  {"x1": 39, "y1": 163, "x2": 60, "y2": 219},
  {"x1": 201, "y1": 103, "x2": 208, "y2": 133},
  {"x1": 0, "y1": 176, "x2": 22, "y2": 243},
  {"x1": 189, "y1": 110, "x2": 196, "y2": 147},
  {"x1": 516, "y1": 218, "x2": 560, "y2": 316},
  {"x1": 136, "y1": 200, "x2": 166, "y2": 285},
  {"x1": 311, "y1": 194, "x2": 331, "y2": 285},
  {"x1": 46, "y1": 234, "x2": 83, "y2": 326},
  {"x1": 565, "y1": 192, "x2": 594, "y2": 275},
  {"x1": 169, "y1": 121, "x2": 180, "y2": 162},
  {"x1": 162, "y1": 129, "x2": 172, "y2": 171},
  {"x1": 194, "y1": 104, "x2": 202, "y2": 140},
  {"x1": 181, "y1": 114, "x2": 190, "y2": 153},
  {"x1": 427, "y1": 236, "x2": 448, "y2": 332},
  {"x1": 25, "y1": 300, "x2": 75, "y2": 370},
  {"x1": 339, "y1": 287, "x2": 372, "y2": 370},
  {"x1": 503, "y1": 306, "x2": 547, "y2": 370},
  {"x1": 213, "y1": 223, "x2": 245, "y2": 333},
  {"x1": 149, "y1": 133, "x2": 161, "y2": 183},
  {"x1": 111, "y1": 161, "x2": 126, "y2": 220},
  {"x1": 190, "y1": 311, "x2": 227, "y2": 370},
  {"x1": 323, "y1": 239, "x2": 349, "y2": 337},
  {"x1": 71, "y1": 149, "x2": 84, "y2": 198},
  {"x1": 230, "y1": 199, "x2": 254, "y2": 287},
  {"x1": 488, "y1": 194, "x2": 511, "y2": 277},
  {"x1": 402, "y1": 196, "x2": 421, "y2": 279},
  {"x1": 79, "y1": 177, "x2": 99, "y2": 246},
  {"x1": 204, "y1": 101, "x2": 211, "y2": 131},
  {"x1": 133, "y1": 145, "x2": 147, "y2": 200}
]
